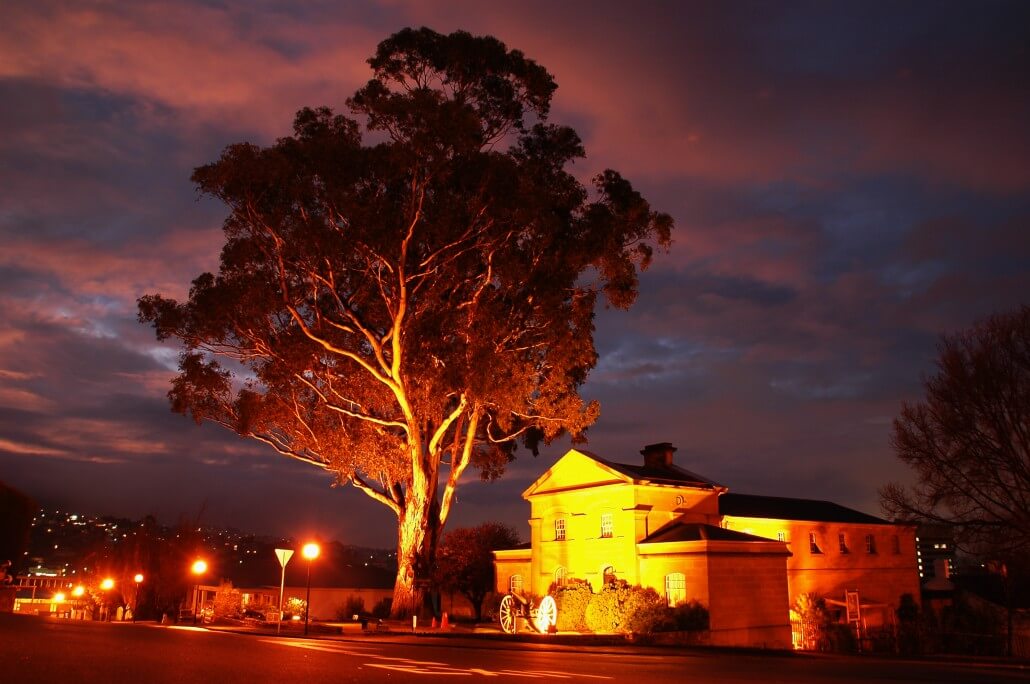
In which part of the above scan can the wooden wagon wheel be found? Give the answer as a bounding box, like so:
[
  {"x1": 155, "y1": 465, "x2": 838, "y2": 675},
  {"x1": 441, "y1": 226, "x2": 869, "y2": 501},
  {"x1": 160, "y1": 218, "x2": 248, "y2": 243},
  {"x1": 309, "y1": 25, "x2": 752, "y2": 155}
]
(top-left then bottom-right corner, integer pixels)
[
  {"x1": 498, "y1": 594, "x2": 516, "y2": 634},
  {"x1": 535, "y1": 594, "x2": 557, "y2": 633}
]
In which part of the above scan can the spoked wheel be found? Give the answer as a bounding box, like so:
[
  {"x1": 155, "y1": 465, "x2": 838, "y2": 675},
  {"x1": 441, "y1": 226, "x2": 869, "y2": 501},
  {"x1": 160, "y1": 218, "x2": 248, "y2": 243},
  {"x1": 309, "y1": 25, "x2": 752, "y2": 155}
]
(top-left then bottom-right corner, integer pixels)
[
  {"x1": 498, "y1": 595, "x2": 516, "y2": 634},
  {"x1": 535, "y1": 594, "x2": 557, "y2": 633}
]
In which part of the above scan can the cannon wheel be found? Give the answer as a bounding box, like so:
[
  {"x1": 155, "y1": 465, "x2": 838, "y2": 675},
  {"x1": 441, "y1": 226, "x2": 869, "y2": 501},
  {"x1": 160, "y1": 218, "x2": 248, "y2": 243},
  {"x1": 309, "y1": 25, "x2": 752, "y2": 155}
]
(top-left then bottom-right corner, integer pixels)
[
  {"x1": 535, "y1": 594, "x2": 557, "y2": 633},
  {"x1": 498, "y1": 594, "x2": 516, "y2": 634}
]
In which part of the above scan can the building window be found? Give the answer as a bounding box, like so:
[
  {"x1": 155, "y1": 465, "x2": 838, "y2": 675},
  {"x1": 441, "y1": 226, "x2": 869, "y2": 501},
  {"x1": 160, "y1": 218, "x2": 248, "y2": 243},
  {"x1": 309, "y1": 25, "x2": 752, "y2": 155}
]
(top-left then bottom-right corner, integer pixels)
[
  {"x1": 602, "y1": 565, "x2": 616, "y2": 585},
  {"x1": 777, "y1": 531, "x2": 786, "y2": 542},
  {"x1": 838, "y1": 533, "x2": 849, "y2": 554},
  {"x1": 555, "y1": 518, "x2": 566, "y2": 541},
  {"x1": 809, "y1": 532, "x2": 821, "y2": 554},
  {"x1": 865, "y1": 534, "x2": 877, "y2": 554},
  {"x1": 600, "y1": 513, "x2": 613, "y2": 539},
  {"x1": 892, "y1": 535, "x2": 901, "y2": 554},
  {"x1": 665, "y1": 573, "x2": 686, "y2": 607},
  {"x1": 509, "y1": 574, "x2": 523, "y2": 595},
  {"x1": 554, "y1": 566, "x2": 567, "y2": 587}
]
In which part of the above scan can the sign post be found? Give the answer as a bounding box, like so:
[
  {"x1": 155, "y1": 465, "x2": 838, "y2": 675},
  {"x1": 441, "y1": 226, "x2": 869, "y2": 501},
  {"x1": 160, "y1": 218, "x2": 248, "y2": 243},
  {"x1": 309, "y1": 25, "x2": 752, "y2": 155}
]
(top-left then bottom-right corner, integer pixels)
[
  {"x1": 845, "y1": 589, "x2": 861, "y2": 651},
  {"x1": 275, "y1": 548, "x2": 294, "y2": 635}
]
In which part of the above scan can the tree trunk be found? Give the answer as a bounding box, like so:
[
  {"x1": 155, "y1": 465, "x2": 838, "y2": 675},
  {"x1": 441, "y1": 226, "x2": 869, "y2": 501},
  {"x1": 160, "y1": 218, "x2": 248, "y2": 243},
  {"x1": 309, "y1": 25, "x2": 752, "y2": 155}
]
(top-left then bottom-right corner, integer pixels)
[{"x1": 390, "y1": 493, "x2": 441, "y2": 618}]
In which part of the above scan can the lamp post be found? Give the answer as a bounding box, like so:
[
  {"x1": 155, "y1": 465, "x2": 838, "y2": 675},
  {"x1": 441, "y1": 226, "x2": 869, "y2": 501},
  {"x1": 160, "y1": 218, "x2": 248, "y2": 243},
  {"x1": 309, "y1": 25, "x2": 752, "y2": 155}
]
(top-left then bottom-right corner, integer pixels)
[
  {"x1": 191, "y1": 559, "x2": 207, "y2": 625},
  {"x1": 72, "y1": 585, "x2": 84, "y2": 620},
  {"x1": 133, "y1": 573, "x2": 144, "y2": 622},
  {"x1": 301, "y1": 542, "x2": 320, "y2": 636},
  {"x1": 100, "y1": 577, "x2": 114, "y2": 621}
]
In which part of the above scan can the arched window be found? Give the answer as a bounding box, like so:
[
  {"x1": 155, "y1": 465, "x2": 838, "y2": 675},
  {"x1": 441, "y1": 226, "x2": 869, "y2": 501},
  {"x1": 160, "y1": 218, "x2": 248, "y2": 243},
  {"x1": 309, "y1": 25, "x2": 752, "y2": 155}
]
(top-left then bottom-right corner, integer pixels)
[
  {"x1": 553, "y1": 566, "x2": 567, "y2": 587},
  {"x1": 509, "y1": 574, "x2": 524, "y2": 595},
  {"x1": 665, "y1": 573, "x2": 686, "y2": 607},
  {"x1": 602, "y1": 565, "x2": 616, "y2": 585}
]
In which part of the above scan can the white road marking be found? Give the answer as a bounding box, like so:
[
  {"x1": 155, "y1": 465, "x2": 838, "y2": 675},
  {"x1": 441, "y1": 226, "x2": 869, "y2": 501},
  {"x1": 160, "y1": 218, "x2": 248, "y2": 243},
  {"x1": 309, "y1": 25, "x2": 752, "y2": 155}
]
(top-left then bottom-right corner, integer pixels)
[
  {"x1": 260, "y1": 638, "x2": 614, "y2": 679},
  {"x1": 366, "y1": 663, "x2": 472, "y2": 676}
]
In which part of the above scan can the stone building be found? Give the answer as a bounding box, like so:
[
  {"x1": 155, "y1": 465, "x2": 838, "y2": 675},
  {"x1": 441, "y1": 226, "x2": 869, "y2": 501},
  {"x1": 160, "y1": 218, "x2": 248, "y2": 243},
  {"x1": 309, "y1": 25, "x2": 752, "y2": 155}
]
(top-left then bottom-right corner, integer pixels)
[{"x1": 493, "y1": 443, "x2": 920, "y2": 648}]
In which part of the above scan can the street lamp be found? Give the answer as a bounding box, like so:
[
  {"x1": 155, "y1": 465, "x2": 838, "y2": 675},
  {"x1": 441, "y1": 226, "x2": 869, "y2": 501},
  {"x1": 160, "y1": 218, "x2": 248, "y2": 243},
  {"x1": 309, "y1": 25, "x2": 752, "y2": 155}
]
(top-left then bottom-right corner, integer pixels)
[
  {"x1": 133, "y1": 573, "x2": 144, "y2": 622},
  {"x1": 191, "y1": 559, "x2": 207, "y2": 625},
  {"x1": 100, "y1": 578, "x2": 114, "y2": 621},
  {"x1": 301, "y1": 542, "x2": 320, "y2": 636}
]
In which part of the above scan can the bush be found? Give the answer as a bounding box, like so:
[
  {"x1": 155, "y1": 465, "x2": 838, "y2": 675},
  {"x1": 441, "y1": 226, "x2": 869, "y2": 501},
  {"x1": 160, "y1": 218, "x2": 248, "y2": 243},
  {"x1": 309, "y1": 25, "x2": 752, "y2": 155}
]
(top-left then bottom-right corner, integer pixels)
[
  {"x1": 371, "y1": 597, "x2": 392, "y2": 619},
  {"x1": 335, "y1": 596, "x2": 366, "y2": 621},
  {"x1": 552, "y1": 581, "x2": 592, "y2": 632},
  {"x1": 619, "y1": 586, "x2": 665, "y2": 634},
  {"x1": 585, "y1": 585, "x2": 624, "y2": 633},
  {"x1": 212, "y1": 581, "x2": 242, "y2": 618},
  {"x1": 671, "y1": 600, "x2": 710, "y2": 631}
]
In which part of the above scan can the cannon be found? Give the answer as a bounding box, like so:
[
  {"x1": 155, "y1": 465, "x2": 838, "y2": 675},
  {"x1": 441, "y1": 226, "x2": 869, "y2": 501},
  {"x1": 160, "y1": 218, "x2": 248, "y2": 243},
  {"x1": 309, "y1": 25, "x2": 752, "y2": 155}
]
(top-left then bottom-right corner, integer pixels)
[{"x1": 498, "y1": 591, "x2": 557, "y2": 634}]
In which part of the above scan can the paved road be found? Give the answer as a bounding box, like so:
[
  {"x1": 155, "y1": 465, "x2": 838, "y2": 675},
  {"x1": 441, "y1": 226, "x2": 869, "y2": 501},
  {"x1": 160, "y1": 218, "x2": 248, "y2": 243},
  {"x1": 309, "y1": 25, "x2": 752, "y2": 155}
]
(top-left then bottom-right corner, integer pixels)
[{"x1": 1, "y1": 613, "x2": 1026, "y2": 683}]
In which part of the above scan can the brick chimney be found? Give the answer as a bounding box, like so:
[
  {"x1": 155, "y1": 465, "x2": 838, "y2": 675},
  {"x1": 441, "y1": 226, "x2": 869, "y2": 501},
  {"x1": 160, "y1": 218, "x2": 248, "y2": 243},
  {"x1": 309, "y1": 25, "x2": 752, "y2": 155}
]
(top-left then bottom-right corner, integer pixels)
[{"x1": 641, "y1": 442, "x2": 676, "y2": 469}]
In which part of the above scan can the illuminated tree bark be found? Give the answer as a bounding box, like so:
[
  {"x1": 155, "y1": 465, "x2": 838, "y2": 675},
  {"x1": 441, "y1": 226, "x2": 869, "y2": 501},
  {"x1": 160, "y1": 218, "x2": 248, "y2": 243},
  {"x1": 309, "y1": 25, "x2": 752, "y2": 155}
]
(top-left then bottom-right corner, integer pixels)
[{"x1": 139, "y1": 28, "x2": 671, "y2": 616}]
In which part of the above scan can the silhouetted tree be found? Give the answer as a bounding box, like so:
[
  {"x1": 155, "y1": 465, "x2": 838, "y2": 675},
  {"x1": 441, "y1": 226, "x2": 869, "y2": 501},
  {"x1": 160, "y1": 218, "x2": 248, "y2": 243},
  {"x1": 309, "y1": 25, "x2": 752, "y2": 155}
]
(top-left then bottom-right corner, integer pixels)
[
  {"x1": 0, "y1": 481, "x2": 36, "y2": 575},
  {"x1": 139, "y1": 27, "x2": 671, "y2": 616},
  {"x1": 434, "y1": 523, "x2": 521, "y2": 621},
  {"x1": 881, "y1": 305, "x2": 1030, "y2": 563}
]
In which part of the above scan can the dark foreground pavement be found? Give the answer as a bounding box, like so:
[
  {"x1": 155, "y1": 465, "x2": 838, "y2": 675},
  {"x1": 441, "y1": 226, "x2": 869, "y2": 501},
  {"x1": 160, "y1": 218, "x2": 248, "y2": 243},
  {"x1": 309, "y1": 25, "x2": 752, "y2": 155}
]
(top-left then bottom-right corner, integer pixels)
[{"x1": 1, "y1": 612, "x2": 1027, "y2": 683}]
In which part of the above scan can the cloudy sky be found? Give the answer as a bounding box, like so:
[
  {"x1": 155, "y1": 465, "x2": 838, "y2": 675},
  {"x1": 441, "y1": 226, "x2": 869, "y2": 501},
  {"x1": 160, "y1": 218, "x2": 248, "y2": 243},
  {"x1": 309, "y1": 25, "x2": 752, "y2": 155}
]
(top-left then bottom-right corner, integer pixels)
[{"x1": 2, "y1": 1, "x2": 1028, "y2": 547}]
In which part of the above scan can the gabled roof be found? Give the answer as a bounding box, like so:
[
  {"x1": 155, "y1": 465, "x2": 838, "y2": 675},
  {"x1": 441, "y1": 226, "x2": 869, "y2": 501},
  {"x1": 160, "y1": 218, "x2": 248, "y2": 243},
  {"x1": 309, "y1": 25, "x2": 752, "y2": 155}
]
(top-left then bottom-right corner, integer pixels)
[
  {"x1": 583, "y1": 450, "x2": 722, "y2": 489},
  {"x1": 719, "y1": 492, "x2": 890, "y2": 525},
  {"x1": 642, "y1": 520, "x2": 777, "y2": 544}
]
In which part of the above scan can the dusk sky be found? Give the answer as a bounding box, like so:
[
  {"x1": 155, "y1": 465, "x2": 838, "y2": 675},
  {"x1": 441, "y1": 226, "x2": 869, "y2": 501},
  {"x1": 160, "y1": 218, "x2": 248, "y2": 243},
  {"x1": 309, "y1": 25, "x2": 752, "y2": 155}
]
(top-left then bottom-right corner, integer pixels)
[{"x1": 2, "y1": 1, "x2": 1028, "y2": 548}]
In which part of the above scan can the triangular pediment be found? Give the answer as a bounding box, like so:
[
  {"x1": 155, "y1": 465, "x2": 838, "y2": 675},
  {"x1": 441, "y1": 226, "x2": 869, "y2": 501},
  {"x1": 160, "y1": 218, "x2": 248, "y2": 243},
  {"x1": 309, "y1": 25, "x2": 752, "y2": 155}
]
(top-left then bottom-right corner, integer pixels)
[{"x1": 521, "y1": 448, "x2": 631, "y2": 499}]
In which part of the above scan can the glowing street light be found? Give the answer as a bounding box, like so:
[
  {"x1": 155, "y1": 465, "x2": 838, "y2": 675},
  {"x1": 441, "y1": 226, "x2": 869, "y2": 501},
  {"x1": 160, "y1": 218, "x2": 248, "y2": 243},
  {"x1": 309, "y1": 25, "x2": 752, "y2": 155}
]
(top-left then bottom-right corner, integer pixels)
[
  {"x1": 302, "y1": 542, "x2": 320, "y2": 636},
  {"x1": 100, "y1": 577, "x2": 115, "y2": 621},
  {"x1": 54, "y1": 592, "x2": 66, "y2": 603},
  {"x1": 133, "y1": 573, "x2": 144, "y2": 622},
  {"x1": 72, "y1": 586, "x2": 85, "y2": 598},
  {"x1": 191, "y1": 559, "x2": 207, "y2": 625}
]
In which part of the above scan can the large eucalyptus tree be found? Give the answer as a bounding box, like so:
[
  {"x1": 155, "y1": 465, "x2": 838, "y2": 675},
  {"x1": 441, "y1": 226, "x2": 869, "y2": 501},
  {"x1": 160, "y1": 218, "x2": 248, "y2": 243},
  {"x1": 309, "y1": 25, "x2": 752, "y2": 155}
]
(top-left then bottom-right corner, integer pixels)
[{"x1": 140, "y1": 27, "x2": 672, "y2": 615}]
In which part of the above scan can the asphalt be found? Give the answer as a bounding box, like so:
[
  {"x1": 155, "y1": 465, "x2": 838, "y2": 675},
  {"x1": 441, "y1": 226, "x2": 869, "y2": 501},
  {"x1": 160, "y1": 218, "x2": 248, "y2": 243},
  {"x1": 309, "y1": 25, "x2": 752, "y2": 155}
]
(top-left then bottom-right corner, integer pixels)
[{"x1": 195, "y1": 617, "x2": 1030, "y2": 672}]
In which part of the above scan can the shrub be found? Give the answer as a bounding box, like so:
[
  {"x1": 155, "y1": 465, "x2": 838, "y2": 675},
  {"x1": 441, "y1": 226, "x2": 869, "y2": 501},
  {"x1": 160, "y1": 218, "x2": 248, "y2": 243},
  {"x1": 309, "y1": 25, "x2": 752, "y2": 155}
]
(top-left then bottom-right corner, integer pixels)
[
  {"x1": 335, "y1": 596, "x2": 366, "y2": 621},
  {"x1": 552, "y1": 581, "x2": 592, "y2": 632},
  {"x1": 212, "y1": 581, "x2": 242, "y2": 618},
  {"x1": 671, "y1": 600, "x2": 710, "y2": 631},
  {"x1": 619, "y1": 586, "x2": 665, "y2": 633},
  {"x1": 371, "y1": 597, "x2": 392, "y2": 619},
  {"x1": 585, "y1": 585, "x2": 623, "y2": 633}
]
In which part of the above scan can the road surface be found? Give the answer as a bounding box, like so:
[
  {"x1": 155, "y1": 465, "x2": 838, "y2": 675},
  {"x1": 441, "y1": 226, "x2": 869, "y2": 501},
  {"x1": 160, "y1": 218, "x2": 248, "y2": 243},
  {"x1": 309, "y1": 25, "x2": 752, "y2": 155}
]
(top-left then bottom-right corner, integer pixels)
[{"x1": 0, "y1": 613, "x2": 1025, "y2": 682}]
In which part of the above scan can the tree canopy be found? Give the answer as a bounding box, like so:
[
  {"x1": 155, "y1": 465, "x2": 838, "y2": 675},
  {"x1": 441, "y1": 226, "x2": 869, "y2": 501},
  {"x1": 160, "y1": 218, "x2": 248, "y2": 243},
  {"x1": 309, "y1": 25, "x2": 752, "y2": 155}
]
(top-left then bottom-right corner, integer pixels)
[
  {"x1": 434, "y1": 522, "x2": 520, "y2": 621},
  {"x1": 881, "y1": 305, "x2": 1030, "y2": 564},
  {"x1": 139, "y1": 27, "x2": 671, "y2": 615}
]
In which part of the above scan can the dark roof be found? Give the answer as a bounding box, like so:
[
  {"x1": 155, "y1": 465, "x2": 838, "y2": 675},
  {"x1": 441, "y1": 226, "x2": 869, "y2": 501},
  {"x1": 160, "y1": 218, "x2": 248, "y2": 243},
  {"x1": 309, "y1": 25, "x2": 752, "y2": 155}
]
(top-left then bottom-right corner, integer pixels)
[
  {"x1": 582, "y1": 451, "x2": 721, "y2": 489},
  {"x1": 642, "y1": 521, "x2": 779, "y2": 544},
  {"x1": 719, "y1": 492, "x2": 890, "y2": 525}
]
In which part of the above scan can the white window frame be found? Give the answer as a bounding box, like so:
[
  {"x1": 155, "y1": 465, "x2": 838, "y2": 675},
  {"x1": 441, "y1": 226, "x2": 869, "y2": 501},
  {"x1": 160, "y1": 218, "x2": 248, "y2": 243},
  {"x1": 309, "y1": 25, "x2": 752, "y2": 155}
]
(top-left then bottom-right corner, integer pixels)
[
  {"x1": 555, "y1": 517, "x2": 566, "y2": 541},
  {"x1": 554, "y1": 566, "x2": 567, "y2": 587},
  {"x1": 665, "y1": 572, "x2": 686, "y2": 607},
  {"x1": 865, "y1": 534, "x2": 877, "y2": 554},
  {"x1": 600, "y1": 512, "x2": 613, "y2": 539},
  {"x1": 509, "y1": 574, "x2": 523, "y2": 594},
  {"x1": 838, "y1": 533, "x2": 849, "y2": 553}
]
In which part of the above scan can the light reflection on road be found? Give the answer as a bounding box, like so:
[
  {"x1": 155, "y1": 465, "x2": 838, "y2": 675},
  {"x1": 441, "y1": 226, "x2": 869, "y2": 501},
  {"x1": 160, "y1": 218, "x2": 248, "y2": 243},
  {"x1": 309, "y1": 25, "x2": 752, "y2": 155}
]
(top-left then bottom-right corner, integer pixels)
[{"x1": 261, "y1": 638, "x2": 614, "y2": 679}]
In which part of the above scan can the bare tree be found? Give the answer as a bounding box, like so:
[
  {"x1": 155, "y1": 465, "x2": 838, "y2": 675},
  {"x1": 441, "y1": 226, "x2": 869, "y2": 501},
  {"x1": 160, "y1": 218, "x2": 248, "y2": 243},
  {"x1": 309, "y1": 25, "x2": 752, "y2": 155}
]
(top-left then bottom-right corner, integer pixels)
[{"x1": 881, "y1": 305, "x2": 1030, "y2": 563}]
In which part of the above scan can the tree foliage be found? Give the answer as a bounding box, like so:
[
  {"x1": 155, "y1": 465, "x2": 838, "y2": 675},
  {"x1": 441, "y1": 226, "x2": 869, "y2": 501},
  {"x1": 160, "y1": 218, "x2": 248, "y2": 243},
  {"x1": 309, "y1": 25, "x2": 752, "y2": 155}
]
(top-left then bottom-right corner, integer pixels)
[
  {"x1": 0, "y1": 480, "x2": 36, "y2": 575},
  {"x1": 881, "y1": 306, "x2": 1030, "y2": 563},
  {"x1": 138, "y1": 27, "x2": 671, "y2": 615},
  {"x1": 434, "y1": 522, "x2": 520, "y2": 621}
]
